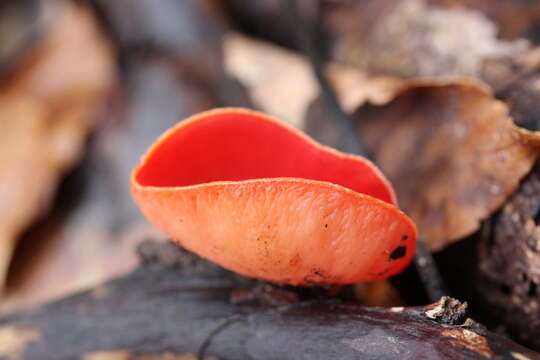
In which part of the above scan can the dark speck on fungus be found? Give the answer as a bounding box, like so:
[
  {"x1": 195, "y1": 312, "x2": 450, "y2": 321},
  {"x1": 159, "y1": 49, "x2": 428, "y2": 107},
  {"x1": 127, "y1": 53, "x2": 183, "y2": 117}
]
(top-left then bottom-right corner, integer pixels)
[{"x1": 389, "y1": 246, "x2": 407, "y2": 261}]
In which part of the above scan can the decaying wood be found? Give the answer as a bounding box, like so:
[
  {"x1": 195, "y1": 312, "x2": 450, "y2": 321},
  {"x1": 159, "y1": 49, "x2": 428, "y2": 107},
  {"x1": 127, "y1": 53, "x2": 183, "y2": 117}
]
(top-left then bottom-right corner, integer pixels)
[
  {"x1": 0, "y1": 241, "x2": 538, "y2": 360},
  {"x1": 477, "y1": 160, "x2": 540, "y2": 351}
]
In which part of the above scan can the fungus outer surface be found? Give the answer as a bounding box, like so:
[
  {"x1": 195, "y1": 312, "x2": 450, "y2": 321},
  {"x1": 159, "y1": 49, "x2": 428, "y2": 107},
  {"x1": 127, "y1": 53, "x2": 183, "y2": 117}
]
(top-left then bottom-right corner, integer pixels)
[{"x1": 131, "y1": 108, "x2": 416, "y2": 285}]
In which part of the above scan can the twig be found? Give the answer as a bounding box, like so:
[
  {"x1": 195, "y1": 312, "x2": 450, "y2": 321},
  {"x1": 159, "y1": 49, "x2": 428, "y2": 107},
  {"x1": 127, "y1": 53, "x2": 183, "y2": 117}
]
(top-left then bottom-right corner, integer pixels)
[
  {"x1": 288, "y1": 1, "x2": 365, "y2": 156},
  {"x1": 289, "y1": 0, "x2": 446, "y2": 303},
  {"x1": 414, "y1": 239, "x2": 447, "y2": 301}
]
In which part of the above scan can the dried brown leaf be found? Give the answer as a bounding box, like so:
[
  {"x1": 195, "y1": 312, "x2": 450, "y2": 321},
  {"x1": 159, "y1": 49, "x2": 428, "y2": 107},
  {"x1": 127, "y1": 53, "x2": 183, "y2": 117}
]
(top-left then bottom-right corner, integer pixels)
[
  {"x1": 353, "y1": 79, "x2": 540, "y2": 251},
  {"x1": 223, "y1": 32, "x2": 318, "y2": 128},
  {"x1": 325, "y1": 0, "x2": 528, "y2": 80},
  {"x1": 0, "y1": 1, "x2": 115, "y2": 290},
  {"x1": 224, "y1": 33, "x2": 403, "y2": 129},
  {"x1": 2, "y1": 0, "x2": 247, "y2": 313}
]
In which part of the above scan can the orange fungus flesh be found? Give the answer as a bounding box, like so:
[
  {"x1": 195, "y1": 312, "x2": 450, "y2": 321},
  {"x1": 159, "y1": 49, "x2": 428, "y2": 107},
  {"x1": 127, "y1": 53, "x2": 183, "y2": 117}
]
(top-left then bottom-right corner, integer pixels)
[{"x1": 131, "y1": 108, "x2": 416, "y2": 285}]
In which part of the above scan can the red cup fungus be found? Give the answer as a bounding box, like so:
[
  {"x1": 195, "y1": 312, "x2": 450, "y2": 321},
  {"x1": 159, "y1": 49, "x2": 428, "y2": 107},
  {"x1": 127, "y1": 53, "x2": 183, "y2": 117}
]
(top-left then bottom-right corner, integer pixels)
[{"x1": 130, "y1": 108, "x2": 416, "y2": 285}]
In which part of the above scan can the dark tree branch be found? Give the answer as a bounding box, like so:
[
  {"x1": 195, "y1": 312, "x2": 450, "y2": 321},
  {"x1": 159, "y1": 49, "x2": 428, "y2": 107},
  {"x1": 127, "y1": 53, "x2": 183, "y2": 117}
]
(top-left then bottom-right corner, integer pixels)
[
  {"x1": 0, "y1": 241, "x2": 537, "y2": 360},
  {"x1": 289, "y1": 0, "x2": 365, "y2": 156}
]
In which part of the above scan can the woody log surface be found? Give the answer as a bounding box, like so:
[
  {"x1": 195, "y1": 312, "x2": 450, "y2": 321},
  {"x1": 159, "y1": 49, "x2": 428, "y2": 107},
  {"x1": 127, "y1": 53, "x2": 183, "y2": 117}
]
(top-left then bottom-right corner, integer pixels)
[{"x1": 0, "y1": 241, "x2": 538, "y2": 360}]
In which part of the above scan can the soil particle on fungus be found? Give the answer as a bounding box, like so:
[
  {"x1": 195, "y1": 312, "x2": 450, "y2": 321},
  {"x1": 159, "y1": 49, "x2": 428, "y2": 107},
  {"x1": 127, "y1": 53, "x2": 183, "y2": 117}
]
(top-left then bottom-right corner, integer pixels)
[
  {"x1": 289, "y1": 253, "x2": 302, "y2": 268},
  {"x1": 389, "y1": 246, "x2": 407, "y2": 261},
  {"x1": 310, "y1": 268, "x2": 326, "y2": 279}
]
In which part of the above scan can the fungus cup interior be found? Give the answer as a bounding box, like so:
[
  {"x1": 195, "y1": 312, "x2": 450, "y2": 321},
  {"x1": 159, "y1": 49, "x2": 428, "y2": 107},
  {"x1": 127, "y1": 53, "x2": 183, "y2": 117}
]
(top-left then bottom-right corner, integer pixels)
[
  {"x1": 134, "y1": 109, "x2": 396, "y2": 204},
  {"x1": 131, "y1": 108, "x2": 416, "y2": 285}
]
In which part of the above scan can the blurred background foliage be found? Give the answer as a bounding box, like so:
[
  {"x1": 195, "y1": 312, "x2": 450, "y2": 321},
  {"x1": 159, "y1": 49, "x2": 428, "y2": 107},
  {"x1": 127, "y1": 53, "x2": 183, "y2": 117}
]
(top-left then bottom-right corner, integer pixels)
[{"x1": 1, "y1": 0, "x2": 540, "y2": 351}]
